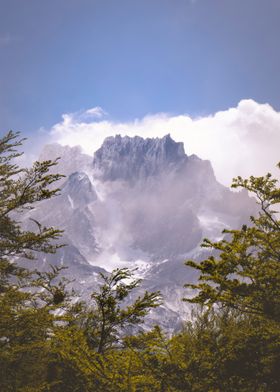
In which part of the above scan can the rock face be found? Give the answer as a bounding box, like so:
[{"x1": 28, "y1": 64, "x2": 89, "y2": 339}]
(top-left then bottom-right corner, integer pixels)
[
  {"x1": 93, "y1": 134, "x2": 187, "y2": 182},
  {"x1": 25, "y1": 134, "x2": 258, "y2": 330},
  {"x1": 62, "y1": 172, "x2": 98, "y2": 208}
]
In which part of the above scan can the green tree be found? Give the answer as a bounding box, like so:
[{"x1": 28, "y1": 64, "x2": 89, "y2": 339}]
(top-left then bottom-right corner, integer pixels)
[
  {"x1": 184, "y1": 167, "x2": 280, "y2": 390},
  {"x1": 0, "y1": 131, "x2": 64, "y2": 291},
  {"x1": 80, "y1": 268, "x2": 161, "y2": 354},
  {"x1": 185, "y1": 168, "x2": 280, "y2": 322},
  {"x1": 168, "y1": 308, "x2": 279, "y2": 392},
  {"x1": 0, "y1": 131, "x2": 71, "y2": 391}
]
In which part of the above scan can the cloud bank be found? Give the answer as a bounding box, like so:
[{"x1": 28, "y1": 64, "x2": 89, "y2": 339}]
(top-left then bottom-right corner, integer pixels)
[{"x1": 48, "y1": 99, "x2": 280, "y2": 186}]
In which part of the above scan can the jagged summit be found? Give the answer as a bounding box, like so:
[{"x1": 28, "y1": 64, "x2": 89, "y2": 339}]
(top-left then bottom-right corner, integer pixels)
[{"x1": 92, "y1": 134, "x2": 187, "y2": 182}]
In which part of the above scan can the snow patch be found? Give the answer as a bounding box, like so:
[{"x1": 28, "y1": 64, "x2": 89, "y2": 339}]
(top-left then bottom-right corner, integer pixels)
[{"x1": 67, "y1": 195, "x2": 74, "y2": 209}]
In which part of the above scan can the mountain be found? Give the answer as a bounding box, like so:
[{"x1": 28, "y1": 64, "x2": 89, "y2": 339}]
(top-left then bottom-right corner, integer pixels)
[{"x1": 24, "y1": 134, "x2": 257, "y2": 330}]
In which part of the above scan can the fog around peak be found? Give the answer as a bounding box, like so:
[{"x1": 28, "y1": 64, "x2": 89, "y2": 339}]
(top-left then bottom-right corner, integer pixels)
[{"x1": 45, "y1": 99, "x2": 280, "y2": 186}]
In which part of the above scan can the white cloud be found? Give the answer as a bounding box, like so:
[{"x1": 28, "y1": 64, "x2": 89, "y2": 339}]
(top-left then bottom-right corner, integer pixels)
[
  {"x1": 84, "y1": 106, "x2": 107, "y2": 118},
  {"x1": 49, "y1": 100, "x2": 280, "y2": 186},
  {"x1": 59, "y1": 106, "x2": 107, "y2": 125}
]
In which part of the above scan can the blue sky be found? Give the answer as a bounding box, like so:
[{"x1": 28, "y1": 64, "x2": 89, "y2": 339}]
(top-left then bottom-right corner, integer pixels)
[{"x1": 1, "y1": 0, "x2": 280, "y2": 136}]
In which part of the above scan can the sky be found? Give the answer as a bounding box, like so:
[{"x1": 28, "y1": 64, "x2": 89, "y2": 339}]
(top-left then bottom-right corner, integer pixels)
[{"x1": 1, "y1": 0, "x2": 280, "y2": 185}]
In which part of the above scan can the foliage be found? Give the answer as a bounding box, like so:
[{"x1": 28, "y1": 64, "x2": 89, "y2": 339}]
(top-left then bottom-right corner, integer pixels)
[
  {"x1": 77, "y1": 267, "x2": 161, "y2": 354},
  {"x1": 185, "y1": 169, "x2": 280, "y2": 323},
  {"x1": 0, "y1": 131, "x2": 64, "y2": 292},
  {"x1": 184, "y1": 167, "x2": 280, "y2": 390},
  {"x1": 168, "y1": 309, "x2": 280, "y2": 391},
  {"x1": 0, "y1": 131, "x2": 72, "y2": 391}
]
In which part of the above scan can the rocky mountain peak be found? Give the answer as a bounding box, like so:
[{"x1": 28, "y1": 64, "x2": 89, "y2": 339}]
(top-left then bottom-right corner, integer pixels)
[{"x1": 92, "y1": 134, "x2": 187, "y2": 182}]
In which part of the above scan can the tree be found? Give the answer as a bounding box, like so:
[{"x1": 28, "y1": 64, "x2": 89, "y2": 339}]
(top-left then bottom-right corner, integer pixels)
[
  {"x1": 0, "y1": 131, "x2": 70, "y2": 391},
  {"x1": 80, "y1": 268, "x2": 161, "y2": 354},
  {"x1": 183, "y1": 167, "x2": 280, "y2": 390},
  {"x1": 185, "y1": 168, "x2": 280, "y2": 323},
  {"x1": 167, "y1": 308, "x2": 280, "y2": 392},
  {"x1": 0, "y1": 131, "x2": 64, "y2": 292}
]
